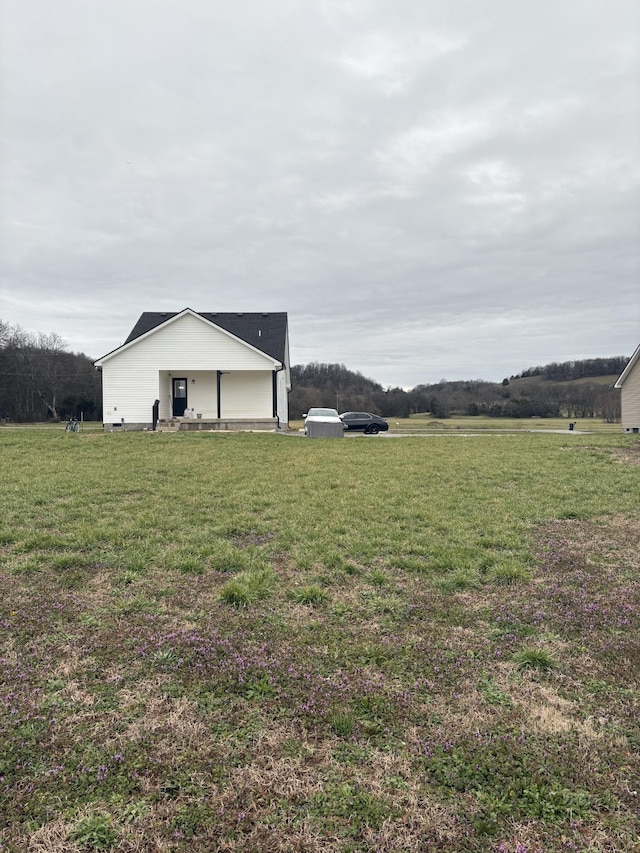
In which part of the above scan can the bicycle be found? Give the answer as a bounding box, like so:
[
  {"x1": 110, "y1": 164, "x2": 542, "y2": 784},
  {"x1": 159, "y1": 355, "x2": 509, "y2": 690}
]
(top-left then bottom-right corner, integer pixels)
[{"x1": 65, "y1": 417, "x2": 80, "y2": 432}]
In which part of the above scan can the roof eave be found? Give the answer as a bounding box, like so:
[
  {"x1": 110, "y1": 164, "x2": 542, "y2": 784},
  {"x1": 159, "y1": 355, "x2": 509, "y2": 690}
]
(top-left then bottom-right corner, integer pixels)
[{"x1": 614, "y1": 343, "x2": 640, "y2": 388}]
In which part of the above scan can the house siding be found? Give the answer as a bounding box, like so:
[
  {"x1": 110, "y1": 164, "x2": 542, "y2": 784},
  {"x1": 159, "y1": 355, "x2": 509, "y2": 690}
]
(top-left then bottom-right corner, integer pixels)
[
  {"x1": 122, "y1": 313, "x2": 279, "y2": 371},
  {"x1": 276, "y1": 370, "x2": 288, "y2": 424},
  {"x1": 620, "y1": 359, "x2": 640, "y2": 431},
  {"x1": 220, "y1": 372, "x2": 273, "y2": 418}
]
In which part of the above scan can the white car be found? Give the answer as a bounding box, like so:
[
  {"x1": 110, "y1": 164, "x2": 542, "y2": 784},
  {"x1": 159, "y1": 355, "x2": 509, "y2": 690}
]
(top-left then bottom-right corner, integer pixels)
[{"x1": 303, "y1": 407, "x2": 345, "y2": 435}]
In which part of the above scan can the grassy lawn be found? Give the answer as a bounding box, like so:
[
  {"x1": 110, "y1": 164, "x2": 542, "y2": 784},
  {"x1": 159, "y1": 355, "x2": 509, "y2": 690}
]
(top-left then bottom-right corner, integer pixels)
[
  {"x1": 0, "y1": 429, "x2": 638, "y2": 852},
  {"x1": 399, "y1": 415, "x2": 622, "y2": 432},
  {"x1": 290, "y1": 416, "x2": 622, "y2": 433}
]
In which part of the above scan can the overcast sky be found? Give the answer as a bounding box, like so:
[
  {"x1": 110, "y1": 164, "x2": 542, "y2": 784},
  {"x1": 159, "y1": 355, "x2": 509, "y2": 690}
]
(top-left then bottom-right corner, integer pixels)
[{"x1": 1, "y1": 0, "x2": 638, "y2": 387}]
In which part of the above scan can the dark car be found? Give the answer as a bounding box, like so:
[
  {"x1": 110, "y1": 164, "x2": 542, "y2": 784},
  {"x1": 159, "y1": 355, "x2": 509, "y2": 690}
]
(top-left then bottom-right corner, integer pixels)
[{"x1": 340, "y1": 412, "x2": 389, "y2": 434}]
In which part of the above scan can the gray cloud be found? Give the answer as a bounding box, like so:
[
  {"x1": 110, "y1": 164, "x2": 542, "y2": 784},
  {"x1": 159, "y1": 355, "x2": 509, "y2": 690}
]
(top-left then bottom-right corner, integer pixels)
[{"x1": 1, "y1": 0, "x2": 638, "y2": 385}]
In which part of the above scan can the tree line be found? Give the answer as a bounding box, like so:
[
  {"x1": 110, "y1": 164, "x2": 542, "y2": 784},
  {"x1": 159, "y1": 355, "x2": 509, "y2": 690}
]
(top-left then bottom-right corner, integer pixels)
[
  {"x1": 514, "y1": 357, "x2": 628, "y2": 382},
  {"x1": 0, "y1": 319, "x2": 625, "y2": 425},
  {"x1": 289, "y1": 360, "x2": 625, "y2": 422},
  {"x1": 0, "y1": 320, "x2": 102, "y2": 422}
]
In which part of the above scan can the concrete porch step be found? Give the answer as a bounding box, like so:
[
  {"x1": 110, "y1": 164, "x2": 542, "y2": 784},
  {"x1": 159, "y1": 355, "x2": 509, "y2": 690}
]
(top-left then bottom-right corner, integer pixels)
[{"x1": 156, "y1": 418, "x2": 280, "y2": 432}]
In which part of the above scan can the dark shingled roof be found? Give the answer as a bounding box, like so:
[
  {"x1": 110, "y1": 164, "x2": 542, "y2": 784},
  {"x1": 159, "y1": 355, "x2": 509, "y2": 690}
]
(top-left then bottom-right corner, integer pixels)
[{"x1": 124, "y1": 310, "x2": 288, "y2": 362}]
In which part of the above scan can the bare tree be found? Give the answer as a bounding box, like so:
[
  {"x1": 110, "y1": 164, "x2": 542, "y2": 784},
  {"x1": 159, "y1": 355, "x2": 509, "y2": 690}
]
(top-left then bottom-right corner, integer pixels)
[
  {"x1": 599, "y1": 389, "x2": 621, "y2": 423},
  {"x1": 0, "y1": 321, "x2": 102, "y2": 422},
  {"x1": 26, "y1": 332, "x2": 69, "y2": 419},
  {"x1": 0, "y1": 322, "x2": 32, "y2": 419}
]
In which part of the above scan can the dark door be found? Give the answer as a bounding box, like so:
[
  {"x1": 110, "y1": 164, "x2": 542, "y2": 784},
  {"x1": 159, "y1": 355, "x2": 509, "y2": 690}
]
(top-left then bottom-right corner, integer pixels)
[{"x1": 172, "y1": 378, "x2": 187, "y2": 416}]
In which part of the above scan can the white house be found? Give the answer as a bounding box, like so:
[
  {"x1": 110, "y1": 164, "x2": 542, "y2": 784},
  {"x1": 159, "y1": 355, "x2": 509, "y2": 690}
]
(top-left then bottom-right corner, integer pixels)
[
  {"x1": 614, "y1": 344, "x2": 640, "y2": 433},
  {"x1": 94, "y1": 309, "x2": 291, "y2": 430}
]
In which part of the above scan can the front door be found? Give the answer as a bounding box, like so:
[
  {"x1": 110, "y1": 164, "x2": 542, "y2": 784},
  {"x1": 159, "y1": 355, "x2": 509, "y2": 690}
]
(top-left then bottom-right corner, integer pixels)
[{"x1": 172, "y1": 378, "x2": 187, "y2": 417}]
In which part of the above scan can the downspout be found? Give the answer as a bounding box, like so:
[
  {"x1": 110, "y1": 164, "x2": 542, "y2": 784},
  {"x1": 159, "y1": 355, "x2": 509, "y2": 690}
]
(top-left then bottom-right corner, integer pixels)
[
  {"x1": 94, "y1": 365, "x2": 104, "y2": 425},
  {"x1": 273, "y1": 365, "x2": 285, "y2": 429},
  {"x1": 216, "y1": 371, "x2": 222, "y2": 419}
]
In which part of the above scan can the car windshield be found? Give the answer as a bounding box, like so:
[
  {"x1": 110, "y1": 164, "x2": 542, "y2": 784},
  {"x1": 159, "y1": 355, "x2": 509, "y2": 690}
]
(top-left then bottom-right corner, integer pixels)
[{"x1": 308, "y1": 408, "x2": 339, "y2": 417}]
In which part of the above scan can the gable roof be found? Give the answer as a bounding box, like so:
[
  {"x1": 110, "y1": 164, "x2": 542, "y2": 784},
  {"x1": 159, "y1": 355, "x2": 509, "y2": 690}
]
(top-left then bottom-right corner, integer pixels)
[
  {"x1": 125, "y1": 310, "x2": 287, "y2": 362},
  {"x1": 614, "y1": 344, "x2": 640, "y2": 388},
  {"x1": 95, "y1": 309, "x2": 288, "y2": 364}
]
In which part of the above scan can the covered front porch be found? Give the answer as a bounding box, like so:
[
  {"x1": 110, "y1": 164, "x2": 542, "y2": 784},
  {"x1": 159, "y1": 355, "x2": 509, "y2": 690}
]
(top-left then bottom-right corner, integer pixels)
[{"x1": 158, "y1": 369, "x2": 277, "y2": 422}]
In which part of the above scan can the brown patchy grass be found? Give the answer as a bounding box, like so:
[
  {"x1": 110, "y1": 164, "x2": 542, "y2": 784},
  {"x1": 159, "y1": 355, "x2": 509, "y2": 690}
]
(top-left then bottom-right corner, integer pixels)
[
  {"x1": 537, "y1": 513, "x2": 640, "y2": 566},
  {"x1": 612, "y1": 443, "x2": 640, "y2": 464},
  {"x1": 25, "y1": 816, "x2": 77, "y2": 853}
]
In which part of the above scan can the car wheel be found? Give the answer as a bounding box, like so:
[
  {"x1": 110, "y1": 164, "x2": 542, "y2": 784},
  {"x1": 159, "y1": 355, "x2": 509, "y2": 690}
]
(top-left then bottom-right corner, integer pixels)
[{"x1": 369, "y1": 424, "x2": 379, "y2": 434}]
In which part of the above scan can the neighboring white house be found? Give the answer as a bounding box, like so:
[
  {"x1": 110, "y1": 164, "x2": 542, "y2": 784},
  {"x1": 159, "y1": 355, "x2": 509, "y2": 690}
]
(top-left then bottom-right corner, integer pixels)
[
  {"x1": 614, "y1": 344, "x2": 640, "y2": 433},
  {"x1": 94, "y1": 309, "x2": 291, "y2": 430}
]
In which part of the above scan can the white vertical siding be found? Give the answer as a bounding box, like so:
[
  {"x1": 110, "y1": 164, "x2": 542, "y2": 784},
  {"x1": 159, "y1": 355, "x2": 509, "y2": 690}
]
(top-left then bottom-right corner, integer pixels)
[
  {"x1": 102, "y1": 362, "x2": 159, "y2": 424},
  {"x1": 276, "y1": 326, "x2": 291, "y2": 426},
  {"x1": 276, "y1": 370, "x2": 289, "y2": 425},
  {"x1": 221, "y1": 372, "x2": 272, "y2": 418}
]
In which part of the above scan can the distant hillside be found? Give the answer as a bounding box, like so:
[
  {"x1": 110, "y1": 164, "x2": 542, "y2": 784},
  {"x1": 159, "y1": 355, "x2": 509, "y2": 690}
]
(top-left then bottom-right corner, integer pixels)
[
  {"x1": 513, "y1": 356, "x2": 628, "y2": 382},
  {"x1": 513, "y1": 374, "x2": 619, "y2": 388},
  {"x1": 289, "y1": 363, "x2": 383, "y2": 418},
  {"x1": 289, "y1": 357, "x2": 627, "y2": 422}
]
